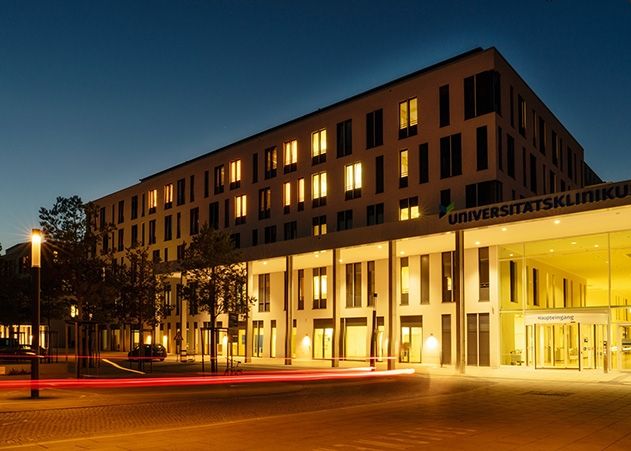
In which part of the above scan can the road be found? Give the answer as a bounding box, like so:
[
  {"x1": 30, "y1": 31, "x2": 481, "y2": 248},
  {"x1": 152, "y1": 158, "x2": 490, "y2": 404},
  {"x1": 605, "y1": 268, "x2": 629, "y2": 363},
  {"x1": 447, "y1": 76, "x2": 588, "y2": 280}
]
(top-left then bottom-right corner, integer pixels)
[{"x1": 1, "y1": 371, "x2": 631, "y2": 450}]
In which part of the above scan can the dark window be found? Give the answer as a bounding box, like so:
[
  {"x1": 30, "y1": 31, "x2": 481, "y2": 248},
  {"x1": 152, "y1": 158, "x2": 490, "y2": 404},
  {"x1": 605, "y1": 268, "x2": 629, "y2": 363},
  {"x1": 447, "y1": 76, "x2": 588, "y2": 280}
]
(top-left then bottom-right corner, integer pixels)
[
  {"x1": 131, "y1": 196, "x2": 138, "y2": 220},
  {"x1": 337, "y1": 209, "x2": 353, "y2": 231},
  {"x1": 131, "y1": 224, "x2": 138, "y2": 247},
  {"x1": 533, "y1": 267, "x2": 539, "y2": 306},
  {"x1": 420, "y1": 254, "x2": 430, "y2": 304},
  {"x1": 252, "y1": 153, "x2": 259, "y2": 183},
  {"x1": 442, "y1": 251, "x2": 453, "y2": 302},
  {"x1": 366, "y1": 109, "x2": 383, "y2": 149},
  {"x1": 464, "y1": 70, "x2": 501, "y2": 120},
  {"x1": 118, "y1": 200, "x2": 124, "y2": 224},
  {"x1": 441, "y1": 315, "x2": 452, "y2": 365},
  {"x1": 177, "y1": 244, "x2": 185, "y2": 260},
  {"x1": 264, "y1": 146, "x2": 277, "y2": 179},
  {"x1": 283, "y1": 221, "x2": 297, "y2": 240},
  {"x1": 230, "y1": 233, "x2": 240, "y2": 248},
  {"x1": 345, "y1": 263, "x2": 361, "y2": 308},
  {"x1": 440, "y1": 133, "x2": 462, "y2": 179},
  {"x1": 152, "y1": 250, "x2": 160, "y2": 263},
  {"x1": 258, "y1": 274, "x2": 270, "y2": 312},
  {"x1": 440, "y1": 189, "x2": 451, "y2": 209},
  {"x1": 176, "y1": 212, "x2": 181, "y2": 238},
  {"x1": 164, "y1": 215, "x2": 172, "y2": 241},
  {"x1": 251, "y1": 229, "x2": 258, "y2": 246},
  {"x1": 336, "y1": 119, "x2": 352, "y2": 157},
  {"x1": 297, "y1": 269, "x2": 305, "y2": 310},
  {"x1": 259, "y1": 187, "x2": 271, "y2": 220},
  {"x1": 522, "y1": 147, "x2": 528, "y2": 188},
  {"x1": 552, "y1": 130, "x2": 559, "y2": 166},
  {"x1": 177, "y1": 178, "x2": 185, "y2": 205},
  {"x1": 366, "y1": 203, "x2": 384, "y2": 226},
  {"x1": 476, "y1": 126, "x2": 488, "y2": 171},
  {"x1": 567, "y1": 147, "x2": 574, "y2": 180},
  {"x1": 375, "y1": 155, "x2": 384, "y2": 194},
  {"x1": 209, "y1": 202, "x2": 219, "y2": 230},
  {"x1": 189, "y1": 175, "x2": 195, "y2": 202},
  {"x1": 367, "y1": 261, "x2": 376, "y2": 307},
  {"x1": 214, "y1": 165, "x2": 224, "y2": 194},
  {"x1": 398, "y1": 97, "x2": 418, "y2": 139},
  {"x1": 148, "y1": 219, "x2": 156, "y2": 245},
  {"x1": 117, "y1": 228, "x2": 124, "y2": 252},
  {"x1": 538, "y1": 117, "x2": 546, "y2": 154},
  {"x1": 189, "y1": 207, "x2": 199, "y2": 235},
  {"x1": 497, "y1": 127, "x2": 503, "y2": 171},
  {"x1": 509, "y1": 86, "x2": 514, "y2": 127},
  {"x1": 439, "y1": 84, "x2": 450, "y2": 127},
  {"x1": 264, "y1": 225, "x2": 276, "y2": 244},
  {"x1": 465, "y1": 180, "x2": 503, "y2": 208},
  {"x1": 509, "y1": 260, "x2": 517, "y2": 303},
  {"x1": 419, "y1": 143, "x2": 429, "y2": 184},
  {"x1": 507, "y1": 134, "x2": 515, "y2": 178},
  {"x1": 549, "y1": 170, "x2": 557, "y2": 193},
  {"x1": 518, "y1": 95, "x2": 526, "y2": 137},
  {"x1": 530, "y1": 154, "x2": 538, "y2": 193},
  {"x1": 99, "y1": 207, "x2": 106, "y2": 230},
  {"x1": 204, "y1": 170, "x2": 209, "y2": 198},
  {"x1": 479, "y1": 247, "x2": 489, "y2": 301}
]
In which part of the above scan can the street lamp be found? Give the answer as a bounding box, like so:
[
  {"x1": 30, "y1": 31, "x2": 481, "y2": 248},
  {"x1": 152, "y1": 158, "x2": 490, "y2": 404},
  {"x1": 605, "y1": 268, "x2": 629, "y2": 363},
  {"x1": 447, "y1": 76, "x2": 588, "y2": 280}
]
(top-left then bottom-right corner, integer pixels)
[{"x1": 31, "y1": 229, "x2": 42, "y2": 399}]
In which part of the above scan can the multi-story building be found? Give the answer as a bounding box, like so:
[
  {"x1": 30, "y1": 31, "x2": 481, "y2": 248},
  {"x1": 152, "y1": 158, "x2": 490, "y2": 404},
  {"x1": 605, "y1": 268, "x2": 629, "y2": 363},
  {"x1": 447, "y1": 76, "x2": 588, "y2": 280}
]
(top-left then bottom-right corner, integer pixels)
[{"x1": 94, "y1": 47, "x2": 631, "y2": 374}]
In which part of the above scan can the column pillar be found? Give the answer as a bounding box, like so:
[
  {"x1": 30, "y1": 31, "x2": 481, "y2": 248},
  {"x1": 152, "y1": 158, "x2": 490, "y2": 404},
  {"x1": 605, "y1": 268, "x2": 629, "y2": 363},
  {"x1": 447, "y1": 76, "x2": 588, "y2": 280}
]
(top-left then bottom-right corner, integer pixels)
[
  {"x1": 284, "y1": 256, "x2": 293, "y2": 365},
  {"x1": 332, "y1": 248, "x2": 340, "y2": 368},
  {"x1": 245, "y1": 262, "x2": 253, "y2": 363},
  {"x1": 388, "y1": 240, "x2": 396, "y2": 370},
  {"x1": 454, "y1": 229, "x2": 466, "y2": 374}
]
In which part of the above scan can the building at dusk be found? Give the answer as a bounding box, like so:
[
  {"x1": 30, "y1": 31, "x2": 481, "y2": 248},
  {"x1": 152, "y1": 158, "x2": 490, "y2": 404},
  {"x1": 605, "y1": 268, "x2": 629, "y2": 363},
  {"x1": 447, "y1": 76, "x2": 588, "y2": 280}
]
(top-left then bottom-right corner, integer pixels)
[{"x1": 94, "y1": 47, "x2": 631, "y2": 373}]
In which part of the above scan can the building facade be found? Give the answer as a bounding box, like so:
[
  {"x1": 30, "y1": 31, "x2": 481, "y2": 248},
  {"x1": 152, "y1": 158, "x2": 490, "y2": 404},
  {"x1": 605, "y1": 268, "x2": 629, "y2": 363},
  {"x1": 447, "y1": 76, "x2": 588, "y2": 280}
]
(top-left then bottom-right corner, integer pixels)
[{"x1": 94, "y1": 47, "x2": 631, "y2": 373}]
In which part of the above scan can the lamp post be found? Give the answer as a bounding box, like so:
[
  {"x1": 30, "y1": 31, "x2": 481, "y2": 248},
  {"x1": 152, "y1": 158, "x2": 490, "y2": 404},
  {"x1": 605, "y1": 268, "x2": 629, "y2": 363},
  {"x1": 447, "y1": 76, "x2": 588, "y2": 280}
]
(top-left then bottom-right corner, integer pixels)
[{"x1": 31, "y1": 229, "x2": 42, "y2": 399}]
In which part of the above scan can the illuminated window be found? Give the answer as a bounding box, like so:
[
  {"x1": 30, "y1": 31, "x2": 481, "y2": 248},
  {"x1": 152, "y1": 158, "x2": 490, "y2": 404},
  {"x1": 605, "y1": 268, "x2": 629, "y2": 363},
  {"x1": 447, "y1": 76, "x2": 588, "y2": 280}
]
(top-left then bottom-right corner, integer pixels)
[
  {"x1": 313, "y1": 267, "x2": 327, "y2": 309},
  {"x1": 399, "y1": 196, "x2": 420, "y2": 221},
  {"x1": 399, "y1": 149, "x2": 408, "y2": 188},
  {"x1": 258, "y1": 274, "x2": 270, "y2": 312},
  {"x1": 311, "y1": 129, "x2": 327, "y2": 164},
  {"x1": 298, "y1": 178, "x2": 305, "y2": 211},
  {"x1": 344, "y1": 162, "x2": 362, "y2": 200},
  {"x1": 258, "y1": 187, "x2": 271, "y2": 220},
  {"x1": 283, "y1": 139, "x2": 298, "y2": 173},
  {"x1": 346, "y1": 263, "x2": 361, "y2": 308},
  {"x1": 297, "y1": 269, "x2": 305, "y2": 310},
  {"x1": 235, "y1": 194, "x2": 247, "y2": 225},
  {"x1": 265, "y1": 146, "x2": 277, "y2": 179},
  {"x1": 312, "y1": 171, "x2": 327, "y2": 207},
  {"x1": 148, "y1": 189, "x2": 158, "y2": 213},
  {"x1": 312, "y1": 215, "x2": 327, "y2": 236},
  {"x1": 229, "y1": 160, "x2": 241, "y2": 189},
  {"x1": 399, "y1": 97, "x2": 418, "y2": 139},
  {"x1": 164, "y1": 184, "x2": 173, "y2": 208},
  {"x1": 214, "y1": 165, "x2": 225, "y2": 194},
  {"x1": 400, "y1": 257, "x2": 409, "y2": 305},
  {"x1": 283, "y1": 182, "x2": 291, "y2": 213}
]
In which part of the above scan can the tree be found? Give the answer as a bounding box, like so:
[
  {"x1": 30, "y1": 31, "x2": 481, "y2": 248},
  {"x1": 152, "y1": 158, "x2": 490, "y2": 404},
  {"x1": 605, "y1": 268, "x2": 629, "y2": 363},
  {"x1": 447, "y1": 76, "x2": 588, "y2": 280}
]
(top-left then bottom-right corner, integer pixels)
[
  {"x1": 112, "y1": 246, "x2": 171, "y2": 365},
  {"x1": 181, "y1": 225, "x2": 255, "y2": 373}
]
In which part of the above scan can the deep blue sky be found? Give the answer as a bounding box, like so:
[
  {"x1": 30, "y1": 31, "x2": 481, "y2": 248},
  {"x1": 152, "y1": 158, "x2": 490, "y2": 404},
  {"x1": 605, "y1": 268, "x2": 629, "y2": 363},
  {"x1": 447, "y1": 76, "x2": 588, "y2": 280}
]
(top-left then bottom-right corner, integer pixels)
[{"x1": 1, "y1": 0, "x2": 630, "y2": 250}]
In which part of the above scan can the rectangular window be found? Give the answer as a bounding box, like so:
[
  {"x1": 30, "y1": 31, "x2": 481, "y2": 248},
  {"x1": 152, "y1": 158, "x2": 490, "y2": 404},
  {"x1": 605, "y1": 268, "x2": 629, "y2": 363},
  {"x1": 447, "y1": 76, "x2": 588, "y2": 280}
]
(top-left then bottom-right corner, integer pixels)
[
  {"x1": 439, "y1": 133, "x2": 462, "y2": 179},
  {"x1": 476, "y1": 126, "x2": 488, "y2": 171},
  {"x1": 148, "y1": 189, "x2": 158, "y2": 213},
  {"x1": 399, "y1": 149, "x2": 408, "y2": 188},
  {"x1": 297, "y1": 269, "x2": 305, "y2": 310},
  {"x1": 176, "y1": 212, "x2": 181, "y2": 238},
  {"x1": 479, "y1": 247, "x2": 489, "y2": 301},
  {"x1": 497, "y1": 127, "x2": 503, "y2": 171},
  {"x1": 283, "y1": 139, "x2": 298, "y2": 173},
  {"x1": 539, "y1": 117, "x2": 546, "y2": 154},
  {"x1": 164, "y1": 215, "x2": 172, "y2": 241},
  {"x1": 230, "y1": 160, "x2": 241, "y2": 189},
  {"x1": 399, "y1": 197, "x2": 420, "y2": 221},
  {"x1": 442, "y1": 251, "x2": 453, "y2": 302},
  {"x1": 130, "y1": 196, "x2": 138, "y2": 220},
  {"x1": 204, "y1": 170, "x2": 209, "y2": 198},
  {"x1": 509, "y1": 260, "x2": 518, "y2": 303},
  {"x1": 283, "y1": 181, "x2": 291, "y2": 213},
  {"x1": 258, "y1": 274, "x2": 270, "y2": 312},
  {"x1": 399, "y1": 97, "x2": 418, "y2": 139},
  {"x1": 252, "y1": 153, "x2": 259, "y2": 183},
  {"x1": 467, "y1": 313, "x2": 490, "y2": 366},
  {"x1": 367, "y1": 261, "x2": 376, "y2": 307},
  {"x1": 214, "y1": 165, "x2": 225, "y2": 194},
  {"x1": 311, "y1": 129, "x2": 327, "y2": 164},
  {"x1": 510, "y1": 86, "x2": 514, "y2": 127},
  {"x1": 375, "y1": 155, "x2": 384, "y2": 194},
  {"x1": 336, "y1": 119, "x2": 352, "y2": 157},
  {"x1": 464, "y1": 70, "x2": 501, "y2": 119},
  {"x1": 518, "y1": 95, "x2": 526, "y2": 137},
  {"x1": 400, "y1": 257, "x2": 409, "y2": 305},
  {"x1": 176, "y1": 243, "x2": 185, "y2": 260},
  {"x1": 176, "y1": 179, "x2": 185, "y2": 205},
  {"x1": 189, "y1": 175, "x2": 195, "y2": 202},
  {"x1": 507, "y1": 134, "x2": 515, "y2": 178},
  {"x1": 441, "y1": 314, "x2": 452, "y2": 365},
  {"x1": 298, "y1": 178, "x2": 305, "y2": 211},
  {"x1": 131, "y1": 224, "x2": 138, "y2": 247},
  {"x1": 312, "y1": 215, "x2": 327, "y2": 236},
  {"x1": 420, "y1": 254, "x2": 429, "y2": 304},
  {"x1": 189, "y1": 207, "x2": 199, "y2": 235},
  {"x1": 209, "y1": 202, "x2": 219, "y2": 230},
  {"x1": 118, "y1": 200, "x2": 125, "y2": 223},
  {"x1": 366, "y1": 109, "x2": 383, "y2": 149},
  {"x1": 311, "y1": 172, "x2": 327, "y2": 207},
  {"x1": 336, "y1": 209, "x2": 353, "y2": 231},
  {"x1": 552, "y1": 130, "x2": 559, "y2": 166},
  {"x1": 264, "y1": 146, "x2": 277, "y2": 179},
  {"x1": 251, "y1": 229, "x2": 258, "y2": 247},
  {"x1": 439, "y1": 84, "x2": 450, "y2": 127},
  {"x1": 366, "y1": 203, "x2": 384, "y2": 226},
  {"x1": 530, "y1": 154, "x2": 538, "y2": 193},
  {"x1": 164, "y1": 184, "x2": 173, "y2": 209},
  {"x1": 532, "y1": 267, "x2": 539, "y2": 306},
  {"x1": 419, "y1": 143, "x2": 429, "y2": 184},
  {"x1": 258, "y1": 187, "x2": 271, "y2": 220},
  {"x1": 344, "y1": 162, "x2": 362, "y2": 199},
  {"x1": 313, "y1": 267, "x2": 327, "y2": 309},
  {"x1": 234, "y1": 195, "x2": 247, "y2": 225},
  {"x1": 345, "y1": 263, "x2": 361, "y2": 308},
  {"x1": 117, "y1": 228, "x2": 124, "y2": 252},
  {"x1": 148, "y1": 219, "x2": 156, "y2": 244},
  {"x1": 465, "y1": 180, "x2": 503, "y2": 208},
  {"x1": 283, "y1": 221, "x2": 297, "y2": 240},
  {"x1": 99, "y1": 207, "x2": 106, "y2": 230},
  {"x1": 264, "y1": 225, "x2": 276, "y2": 244}
]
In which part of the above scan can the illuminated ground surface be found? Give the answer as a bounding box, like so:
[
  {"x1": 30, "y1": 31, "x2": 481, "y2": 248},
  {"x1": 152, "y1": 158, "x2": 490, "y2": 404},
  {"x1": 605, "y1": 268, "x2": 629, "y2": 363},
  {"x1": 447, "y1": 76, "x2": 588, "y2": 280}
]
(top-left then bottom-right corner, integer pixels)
[{"x1": 1, "y1": 364, "x2": 631, "y2": 450}]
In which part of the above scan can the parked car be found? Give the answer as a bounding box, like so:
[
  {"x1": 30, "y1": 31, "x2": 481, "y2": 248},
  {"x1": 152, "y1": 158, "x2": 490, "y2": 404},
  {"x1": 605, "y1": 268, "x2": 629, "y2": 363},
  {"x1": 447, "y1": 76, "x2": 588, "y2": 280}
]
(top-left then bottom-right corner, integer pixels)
[
  {"x1": 128, "y1": 344, "x2": 167, "y2": 362},
  {"x1": 0, "y1": 339, "x2": 45, "y2": 362}
]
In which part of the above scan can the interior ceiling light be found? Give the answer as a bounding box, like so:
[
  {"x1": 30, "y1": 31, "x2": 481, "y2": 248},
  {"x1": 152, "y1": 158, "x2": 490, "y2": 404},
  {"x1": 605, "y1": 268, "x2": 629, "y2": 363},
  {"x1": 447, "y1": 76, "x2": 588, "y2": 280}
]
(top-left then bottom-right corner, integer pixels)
[{"x1": 554, "y1": 219, "x2": 561, "y2": 225}]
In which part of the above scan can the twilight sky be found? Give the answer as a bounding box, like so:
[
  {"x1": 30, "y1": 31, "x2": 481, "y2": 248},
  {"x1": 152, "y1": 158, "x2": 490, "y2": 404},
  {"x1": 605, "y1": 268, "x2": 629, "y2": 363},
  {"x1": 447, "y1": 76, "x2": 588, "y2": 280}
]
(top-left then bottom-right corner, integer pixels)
[{"x1": 1, "y1": 0, "x2": 630, "y2": 250}]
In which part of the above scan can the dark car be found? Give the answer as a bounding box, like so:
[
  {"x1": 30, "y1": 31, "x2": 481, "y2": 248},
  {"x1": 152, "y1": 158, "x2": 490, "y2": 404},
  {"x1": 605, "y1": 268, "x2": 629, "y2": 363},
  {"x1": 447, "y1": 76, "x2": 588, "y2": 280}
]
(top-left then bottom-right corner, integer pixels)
[
  {"x1": 128, "y1": 344, "x2": 167, "y2": 362},
  {"x1": 0, "y1": 339, "x2": 45, "y2": 362}
]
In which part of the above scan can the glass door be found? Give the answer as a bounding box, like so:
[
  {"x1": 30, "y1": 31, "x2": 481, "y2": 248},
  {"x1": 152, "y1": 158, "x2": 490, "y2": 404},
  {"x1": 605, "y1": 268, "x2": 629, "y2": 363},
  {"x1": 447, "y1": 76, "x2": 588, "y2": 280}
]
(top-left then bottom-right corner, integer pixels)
[{"x1": 536, "y1": 323, "x2": 579, "y2": 369}]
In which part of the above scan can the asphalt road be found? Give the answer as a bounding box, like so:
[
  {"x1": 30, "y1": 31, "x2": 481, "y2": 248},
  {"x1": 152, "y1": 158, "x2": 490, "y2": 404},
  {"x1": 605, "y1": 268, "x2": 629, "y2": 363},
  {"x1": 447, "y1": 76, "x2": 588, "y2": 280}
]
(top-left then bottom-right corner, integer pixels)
[{"x1": 1, "y1": 372, "x2": 631, "y2": 450}]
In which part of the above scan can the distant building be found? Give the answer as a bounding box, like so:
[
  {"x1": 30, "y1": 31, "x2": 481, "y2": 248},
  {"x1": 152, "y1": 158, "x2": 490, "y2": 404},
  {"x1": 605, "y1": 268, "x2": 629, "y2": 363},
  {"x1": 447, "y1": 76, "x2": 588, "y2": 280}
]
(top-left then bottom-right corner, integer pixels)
[{"x1": 94, "y1": 47, "x2": 631, "y2": 373}]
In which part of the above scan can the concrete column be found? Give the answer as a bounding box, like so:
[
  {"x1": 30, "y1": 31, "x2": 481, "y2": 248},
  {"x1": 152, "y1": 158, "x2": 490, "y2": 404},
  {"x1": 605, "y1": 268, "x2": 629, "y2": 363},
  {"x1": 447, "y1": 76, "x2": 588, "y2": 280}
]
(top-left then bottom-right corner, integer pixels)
[
  {"x1": 454, "y1": 229, "x2": 466, "y2": 374},
  {"x1": 245, "y1": 262, "x2": 253, "y2": 363},
  {"x1": 332, "y1": 248, "x2": 340, "y2": 368},
  {"x1": 284, "y1": 255, "x2": 293, "y2": 365},
  {"x1": 388, "y1": 240, "x2": 396, "y2": 370}
]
